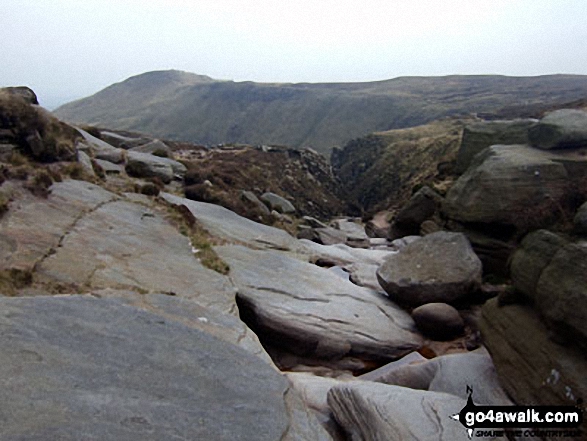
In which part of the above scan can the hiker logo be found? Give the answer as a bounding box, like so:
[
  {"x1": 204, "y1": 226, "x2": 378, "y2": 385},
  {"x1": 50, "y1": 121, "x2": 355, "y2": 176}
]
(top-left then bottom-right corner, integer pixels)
[{"x1": 450, "y1": 386, "x2": 583, "y2": 439}]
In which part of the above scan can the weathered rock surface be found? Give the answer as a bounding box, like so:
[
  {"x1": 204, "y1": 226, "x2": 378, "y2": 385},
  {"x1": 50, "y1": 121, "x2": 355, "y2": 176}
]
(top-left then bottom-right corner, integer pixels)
[
  {"x1": 0, "y1": 180, "x2": 116, "y2": 277},
  {"x1": 129, "y1": 139, "x2": 172, "y2": 156},
  {"x1": 261, "y1": 191, "x2": 296, "y2": 214},
  {"x1": 216, "y1": 245, "x2": 423, "y2": 362},
  {"x1": 456, "y1": 119, "x2": 536, "y2": 173},
  {"x1": 298, "y1": 227, "x2": 348, "y2": 246},
  {"x1": 299, "y1": 240, "x2": 394, "y2": 268},
  {"x1": 2, "y1": 86, "x2": 39, "y2": 104},
  {"x1": 411, "y1": 303, "x2": 465, "y2": 340},
  {"x1": 241, "y1": 190, "x2": 271, "y2": 215},
  {"x1": 443, "y1": 144, "x2": 587, "y2": 233},
  {"x1": 480, "y1": 299, "x2": 587, "y2": 407},
  {"x1": 125, "y1": 151, "x2": 175, "y2": 183},
  {"x1": 377, "y1": 232, "x2": 482, "y2": 306},
  {"x1": 161, "y1": 192, "x2": 301, "y2": 251},
  {"x1": 361, "y1": 349, "x2": 512, "y2": 406},
  {"x1": 528, "y1": 109, "x2": 587, "y2": 150},
  {"x1": 328, "y1": 383, "x2": 468, "y2": 441},
  {"x1": 77, "y1": 128, "x2": 126, "y2": 164},
  {"x1": 76, "y1": 149, "x2": 96, "y2": 177},
  {"x1": 93, "y1": 290, "x2": 272, "y2": 364},
  {"x1": 0, "y1": 295, "x2": 292, "y2": 441},
  {"x1": 35, "y1": 197, "x2": 237, "y2": 314}
]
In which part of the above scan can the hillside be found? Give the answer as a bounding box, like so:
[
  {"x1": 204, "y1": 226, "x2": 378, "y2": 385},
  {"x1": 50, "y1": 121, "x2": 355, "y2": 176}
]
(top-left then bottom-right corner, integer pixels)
[{"x1": 54, "y1": 71, "x2": 587, "y2": 155}]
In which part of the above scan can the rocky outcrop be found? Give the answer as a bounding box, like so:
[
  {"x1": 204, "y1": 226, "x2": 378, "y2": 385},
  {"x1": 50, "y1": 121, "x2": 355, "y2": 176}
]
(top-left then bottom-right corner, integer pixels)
[
  {"x1": 216, "y1": 245, "x2": 423, "y2": 365},
  {"x1": 510, "y1": 231, "x2": 587, "y2": 347},
  {"x1": 480, "y1": 299, "x2": 586, "y2": 407},
  {"x1": 443, "y1": 144, "x2": 587, "y2": 235},
  {"x1": 455, "y1": 119, "x2": 536, "y2": 173},
  {"x1": 528, "y1": 109, "x2": 587, "y2": 150},
  {"x1": 129, "y1": 139, "x2": 172, "y2": 156},
  {"x1": 76, "y1": 128, "x2": 126, "y2": 164},
  {"x1": 0, "y1": 295, "x2": 292, "y2": 440},
  {"x1": 377, "y1": 232, "x2": 482, "y2": 306},
  {"x1": 2, "y1": 86, "x2": 39, "y2": 104}
]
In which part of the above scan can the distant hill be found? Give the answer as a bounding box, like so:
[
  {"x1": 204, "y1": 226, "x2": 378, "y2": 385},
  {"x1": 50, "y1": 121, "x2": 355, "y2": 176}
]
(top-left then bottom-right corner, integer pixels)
[{"x1": 54, "y1": 70, "x2": 587, "y2": 155}]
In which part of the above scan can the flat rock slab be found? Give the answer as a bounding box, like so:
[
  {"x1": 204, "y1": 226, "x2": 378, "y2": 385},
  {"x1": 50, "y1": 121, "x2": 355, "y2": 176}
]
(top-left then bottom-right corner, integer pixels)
[
  {"x1": 377, "y1": 231, "x2": 482, "y2": 306},
  {"x1": 0, "y1": 295, "x2": 290, "y2": 441},
  {"x1": 35, "y1": 199, "x2": 237, "y2": 314},
  {"x1": 216, "y1": 245, "x2": 422, "y2": 362},
  {"x1": 0, "y1": 180, "x2": 117, "y2": 274},
  {"x1": 161, "y1": 192, "x2": 301, "y2": 251},
  {"x1": 93, "y1": 290, "x2": 273, "y2": 365},
  {"x1": 328, "y1": 383, "x2": 469, "y2": 441}
]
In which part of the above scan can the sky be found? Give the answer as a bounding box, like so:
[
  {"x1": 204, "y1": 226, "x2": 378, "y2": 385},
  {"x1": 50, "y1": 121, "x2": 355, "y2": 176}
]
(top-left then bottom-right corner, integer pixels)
[{"x1": 2, "y1": 0, "x2": 587, "y2": 109}]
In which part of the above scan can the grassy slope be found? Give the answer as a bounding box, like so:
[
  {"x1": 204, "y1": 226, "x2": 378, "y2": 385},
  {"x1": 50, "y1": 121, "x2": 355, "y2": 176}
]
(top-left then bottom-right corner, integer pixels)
[{"x1": 55, "y1": 71, "x2": 587, "y2": 156}]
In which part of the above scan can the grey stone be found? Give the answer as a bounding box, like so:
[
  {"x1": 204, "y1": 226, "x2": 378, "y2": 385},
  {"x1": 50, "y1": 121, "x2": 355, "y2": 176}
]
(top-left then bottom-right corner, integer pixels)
[
  {"x1": 100, "y1": 131, "x2": 151, "y2": 149},
  {"x1": 330, "y1": 219, "x2": 370, "y2": 248},
  {"x1": 129, "y1": 139, "x2": 172, "y2": 156},
  {"x1": 443, "y1": 144, "x2": 587, "y2": 232},
  {"x1": 299, "y1": 240, "x2": 395, "y2": 268},
  {"x1": 76, "y1": 128, "x2": 126, "y2": 164},
  {"x1": 303, "y1": 216, "x2": 328, "y2": 229},
  {"x1": 328, "y1": 383, "x2": 468, "y2": 441},
  {"x1": 94, "y1": 158, "x2": 125, "y2": 175},
  {"x1": 377, "y1": 232, "x2": 482, "y2": 306},
  {"x1": 0, "y1": 295, "x2": 290, "y2": 440},
  {"x1": 160, "y1": 192, "x2": 301, "y2": 251},
  {"x1": 241, "y1": 190, "x2": 271, "y2": 215},
  {"x1": 392, "y1": 186, "x2": 442, "y2": 237},
  {"x1": 390, "y1": 235, "x2": 421, "y2": 251},
  {"x1": 126, "y1": 151, "x2": 176, "y2": 183},
  {"x1": 2, "y1": 86, "x2": 39, "y2": 104},
  {"x1": 456, "y1": 119, "x2": 536, "y2": 173},
  {"x1": 346, "y1": 262, "x2": 383, "y2": 292},
  {"x1": 529, "y1": 109, "x2": 587, "y2": 150},
  {"x1": 510, "y1": 230, "x2": 568, "y2": 299},
  {"x1": 261, "y1": 192, "x2": 296, "y2": 214},
  {"x1": 35, "y1": 199, "x2": 237, "y2": 315},
  {"x1": 411, "y1": 303, "x2": 465, "y2": 340},
  {"x1": 76, "y1": 150, "x2": 96, "y2": 177},
  {"x1": 216, "y1": 245, "x2": 423, "y2": 363},
  {"x1": 0, "y1": 180, "x2": 117, "y2": 276},
  {"x1": 481, "y1": 298, "x2": 587, "y2": 407},
  {"x1": 360, "y1": 349, "x2": 512, "y2": 406}
]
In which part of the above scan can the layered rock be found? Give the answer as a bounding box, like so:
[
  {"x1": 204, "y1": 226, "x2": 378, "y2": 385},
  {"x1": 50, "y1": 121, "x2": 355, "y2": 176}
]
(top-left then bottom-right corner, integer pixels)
[
  {"x1": 216, "y1": 245, "x2": 423, "y2": 364},
  {"x1": 376, "y1": 232, "x2": 482, "y2": 306},
  {"x1": 455, "y1": 119, "x2": 536, "y2": 173},
  {"x1": 528, "y1": 109, "x2": 587, "y2": 150}
]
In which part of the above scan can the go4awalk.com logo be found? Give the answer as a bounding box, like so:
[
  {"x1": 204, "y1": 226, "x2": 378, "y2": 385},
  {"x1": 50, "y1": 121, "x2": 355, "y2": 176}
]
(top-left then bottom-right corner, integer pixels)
[{"x1": 450, "y1": 387, "x2": 584, "y2": 439}]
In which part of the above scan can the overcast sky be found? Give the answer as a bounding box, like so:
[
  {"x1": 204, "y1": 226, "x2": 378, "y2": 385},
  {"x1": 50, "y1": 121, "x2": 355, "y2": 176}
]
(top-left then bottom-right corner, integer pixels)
[{"x1": 2, "y1": 0, "x2": 587, "y2": 108}]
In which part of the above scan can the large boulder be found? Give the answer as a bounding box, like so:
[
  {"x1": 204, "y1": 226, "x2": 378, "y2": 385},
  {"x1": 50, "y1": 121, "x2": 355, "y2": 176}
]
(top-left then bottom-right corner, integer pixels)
[
  {"x1": 216, "y1": 245, "x2": 423, "y2": 364},
  {"x1": 455, "y1": 119, "x2": 536, "y2": 173},
  {"x1": 376, "y1": 232, "x2": 482, "y2": 306},
  {"x1": 528, "y1": 109, "x2": 587, "y2": 150},
  {"x1": 327, "y1": 383, "x2": 468, "y2": 441},
  {"x1": 125, "y1": 151, "x2": 186, "y2": 183},
  {"x1": 129, "y1": 139, "x2": 172, "y2": 156},
  {"x1": 260, "y1": 192, "x2": 296, "y2": 214},
  {"x1": 2, "y1": 86, "x2": 39, "y2": 104},
  {"x1": 0, "y1": 295, "x2": 291, "y2": 440},
  {"x1": 480, "y1": 299, "x2": 587, "y2": 407},
  {"x1": 443, "y1": 144, "x2": 587, "y2": 234}
]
